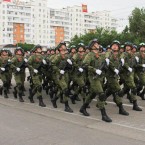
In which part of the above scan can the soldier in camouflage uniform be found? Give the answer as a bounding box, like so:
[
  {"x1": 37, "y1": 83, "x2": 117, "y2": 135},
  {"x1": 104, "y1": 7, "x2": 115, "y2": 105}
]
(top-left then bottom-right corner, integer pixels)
[
  {"x1": 27, "y1": 45, "x2": 46, "y2": 107},
  {"x1": 105, "y1": 40, "x2": 129, "y2": 116},
  {"x1": 71, "y1": 43, "x2": 87, "y2": 104},
  {"x1": 0, "y1": 48, "x2": 11, "y2": 98},
  {"x1": 120, "y1": 45, "x2": 125, "y2": 54},
  {"x1": 51, "y1": 41, "x2": 73, "y2": 113},
  {"x1": 132, "y1": 44, "x2": 137, "y2": 54},
  {"x1": 80, "y1": 39, "x2": 112, "y2": 122},
  {"x1": 134, "y1": 43, "x2": 145, "y2": 100},
  {"x1": 11, "y1": 47, "x2": 27, "y2": 102},
  {"x1": 120, "y1": 42, "x2": 142, "y2": 111}
]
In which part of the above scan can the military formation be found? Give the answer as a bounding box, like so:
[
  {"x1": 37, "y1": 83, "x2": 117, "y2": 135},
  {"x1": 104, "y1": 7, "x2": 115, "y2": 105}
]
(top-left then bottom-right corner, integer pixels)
[{"x1": 0, "y1": 39, "x2": 145, "y2": 123}]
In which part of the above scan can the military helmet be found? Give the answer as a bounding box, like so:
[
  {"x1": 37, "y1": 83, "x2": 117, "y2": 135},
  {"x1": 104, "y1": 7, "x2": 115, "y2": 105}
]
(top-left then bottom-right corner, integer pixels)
[
  {"x1": 0, "y1": 48, "x2": 9, "y2": 55},
  {"x1": 69, "y1": 45, "x2": 77, "y2": 52},
  {"x1": 110, "y1": 40, "x2": 120, "y2": 48},
  {"x1": 88, "y1": 38, "x2": 99, "y2": 49},
  {"x1": 77, "y1": 42, "x2": 85, "y2": 50},
  {"x1": 14, "y1": 47, "x2": 25, "y2": 55},
  {"x1": 106, "y1": 45, "x2": 111, "y2": 50},
  {"x1": 120, "y1": 44, "x2": 125, "y2": 49},
  {"x1": 33, "y1": 44, "x2": 42, "y2": 52},
  {"x1": 138, "y1": 42, "x2": 145, "y2": 50},
  {"x1": 56, "y1": 41, "x2": 66, "y2": 51},
  {"x1": 133, "y1": 44, "x2": 137, "y2": 49},
  {"x1": 124, "y1": 42, "x2": 133, "y2": 49}
]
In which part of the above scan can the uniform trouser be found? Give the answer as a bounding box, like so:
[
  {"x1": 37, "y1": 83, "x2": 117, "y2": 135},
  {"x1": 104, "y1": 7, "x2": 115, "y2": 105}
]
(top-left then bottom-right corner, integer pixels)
[
  {"x1": 106, "y1": 76, "x2": 122, "y2": 105},
  {"x1": 22, "y1": 72, "x2": 26, "y2": 87},
  {"x1": 53, "y1": 73, "x2": 69, "y2": 102},
  {"x1": 120, "y1": 72, "x2": 137, "y2": 101},
  {"x1": 14, "y1": 73, "x2": 24, "y2": 94},
  {"x1": 85, "y1": 75, "x2": 106, "y2": 109},
  {"x1": 137, "y1": 72, "x2": 145, "y2": 92},
  {"x1": 9, "y1": 69, "x2": 13, "y2": 87},
  {"x1": 32, "y1": 74, "x2": 43, "y2": 98},
  {"x1": 1, "y1": 72, "x2": 10, "y2": 92},
  {"x1": 72, "y1": 74, "x2": 86, "y2": 99},
  {"x1": 137, "y1": 72, "x2": 145, "y2": 86}
]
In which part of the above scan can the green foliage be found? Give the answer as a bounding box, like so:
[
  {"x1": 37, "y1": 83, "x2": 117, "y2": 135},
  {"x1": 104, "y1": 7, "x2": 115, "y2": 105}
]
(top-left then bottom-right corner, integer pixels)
[
  {"x1": 17, "y1": 43, "x2": 34, "y2": 52},
  {"x1": 129, "y1": 8, "x2": 145, "y2": 38}
]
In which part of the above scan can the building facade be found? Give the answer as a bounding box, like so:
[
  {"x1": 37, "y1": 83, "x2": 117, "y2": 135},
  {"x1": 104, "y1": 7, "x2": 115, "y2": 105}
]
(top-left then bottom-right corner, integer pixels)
[{"x1": 0, "y1": 0, "x2": 118, "y2": 47}]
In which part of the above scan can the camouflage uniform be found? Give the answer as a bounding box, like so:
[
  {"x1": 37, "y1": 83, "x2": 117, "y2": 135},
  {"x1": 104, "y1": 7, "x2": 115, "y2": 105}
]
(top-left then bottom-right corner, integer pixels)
[
  {"x1": 120, "y1": 42, "x2": 142, "y2": 111},
  {"x1": 28, "y1": 45, "x2": 46, "y2": 107},
  {"x1": 51, "y1": 42, "x2": 73, "y2": 113},
  {"x1": 80, "y1": 39, "x2": 112, "y2": 122},
  {"x1": 134, "y1": 43, "x2": 145, "y2": 100},
  {"x1": 11, "y1": 47, "x2": 27, "y2": 102},
  {"x1": 0, "y1": 49, "x2": 11, "y2": 98}
]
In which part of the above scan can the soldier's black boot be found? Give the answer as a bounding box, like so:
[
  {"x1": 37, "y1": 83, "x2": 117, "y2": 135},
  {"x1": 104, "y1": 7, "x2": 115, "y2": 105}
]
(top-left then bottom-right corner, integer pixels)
[
  {"x1": 100, "y1": 108, "x2": 112, "y2": 122},
  {"x1": 19, "y1": 93, "x2": 24, "y2": 102},
  {"x1": 28, "y1": 89, "x2": 35, "y2": 103},
  {"x1": 133, "y1": 100, "x2": 142, "y2": 111},
  {"x1": 118, "y1": 103, "x2": 129, "y2": 116},
  {"x1": 4, "y1": 90, "x2": 8, "y2": 98},
  {"x1": 64, "y1": 101, "x2": 73, "y2": 113},
  {"x1": 51, "y1": 96, "x2": 58, "y2": 108},
  {"x1": 38, "y1": 96, "x2": 46, "y2": 107},
  {"x1": 0, "y1": 86, "x2": 3, "y2": 95},
  {"x1": 80, "y1": 103, "x2": 90, "y2": 116}
]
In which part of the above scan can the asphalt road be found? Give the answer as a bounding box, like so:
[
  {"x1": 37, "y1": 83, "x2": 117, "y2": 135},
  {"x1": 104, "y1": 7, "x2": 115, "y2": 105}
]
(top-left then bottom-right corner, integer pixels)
[{"x1": 0, "y1": 74, "x2": 145, "y2": 145}]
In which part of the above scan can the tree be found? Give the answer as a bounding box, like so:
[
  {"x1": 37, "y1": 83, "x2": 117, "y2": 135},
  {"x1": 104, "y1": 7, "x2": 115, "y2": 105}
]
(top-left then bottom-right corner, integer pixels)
[
  {"x1": 17, "y1": 43, "x2": 34, "y2": 52},
  {"x1": 129, "y1": 8, "x2": 145, "y2": 39}
]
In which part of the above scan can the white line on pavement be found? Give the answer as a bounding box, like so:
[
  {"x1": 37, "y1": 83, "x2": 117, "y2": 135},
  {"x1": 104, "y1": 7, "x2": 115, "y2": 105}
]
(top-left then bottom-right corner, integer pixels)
[{"x1": 1, "y1": 98, "x2": 145, "y2": 132}]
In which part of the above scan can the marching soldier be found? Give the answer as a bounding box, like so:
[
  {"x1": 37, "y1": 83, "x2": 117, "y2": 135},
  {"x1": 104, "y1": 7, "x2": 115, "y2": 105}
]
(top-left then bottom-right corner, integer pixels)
[
  {"x1": 135, "y1": 43, "x2": 145, "y2": 100},
  {"x1": 71, "y1": 43, "x2": 87, "y2": 104},
  {"x1": 27, "y1": 45, "x2": 46, "y2": 107},
  {"x1": 80, "y1": 39, "x2": 112, "y2": 122},
  {"x1": 0, "y1": 48, "x2": 11, "y2": 98},
  {"x1": 11, "y1": 47, "x2": 27, "y2": 102},
  {"x1": 51, "y1": 41, "x2": 73, "y2": 113},
  {"x1": 105, "y1": 40, "x2": 129, "y2": 116},
  {"x1": 120, "y1": 42, "x2": 142, "y2": 111}
]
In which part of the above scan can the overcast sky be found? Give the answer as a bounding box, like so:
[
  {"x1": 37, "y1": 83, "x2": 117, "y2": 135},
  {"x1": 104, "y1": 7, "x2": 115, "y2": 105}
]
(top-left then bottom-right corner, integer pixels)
[{"x1": 47, "y1": 0, "x2": 145, "y2": 19}]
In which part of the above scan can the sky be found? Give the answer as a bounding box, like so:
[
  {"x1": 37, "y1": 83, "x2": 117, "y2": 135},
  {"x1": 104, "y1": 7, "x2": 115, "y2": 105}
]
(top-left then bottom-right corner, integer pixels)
[{"x1": 47, "y1": 0, "x2": 145, "y2": 19}]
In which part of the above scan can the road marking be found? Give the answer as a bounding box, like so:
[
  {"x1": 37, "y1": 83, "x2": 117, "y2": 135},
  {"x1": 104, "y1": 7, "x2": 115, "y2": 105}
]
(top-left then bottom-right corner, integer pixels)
[{"x1": 1, "y1": 97, "x2": 145, "y2": 132}]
